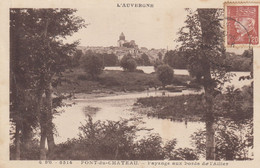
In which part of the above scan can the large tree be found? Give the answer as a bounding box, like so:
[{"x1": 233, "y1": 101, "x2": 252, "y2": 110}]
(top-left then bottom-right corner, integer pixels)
[
  {"x1": 177, "y1": 8, "x2": 227, "y2": 160},
  {"x1": 10, "y1": 9, "x2": 86, "y2": 159}
]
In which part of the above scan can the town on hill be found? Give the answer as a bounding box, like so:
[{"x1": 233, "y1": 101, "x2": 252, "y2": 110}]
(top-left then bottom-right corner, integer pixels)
[{"x1": 77, "y1": 32, "x2": 167, "y2": 61}]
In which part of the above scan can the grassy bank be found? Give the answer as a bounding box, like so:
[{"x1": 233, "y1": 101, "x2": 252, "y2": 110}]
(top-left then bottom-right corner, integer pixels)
[
  {"x1": 135, "y1": 94, "x2": 205, "y2": 122},
  {"x1": 55, "y1": 68, "x2": 193, "y2": 94},
  {"x1": 135, "y1": 85, "x2": 253, "y2": 122}
]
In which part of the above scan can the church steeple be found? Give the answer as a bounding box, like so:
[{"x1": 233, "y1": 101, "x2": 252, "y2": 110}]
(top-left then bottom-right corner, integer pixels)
[{"x1": 119, "y1": 32, "x2": 125, "y2": 40}]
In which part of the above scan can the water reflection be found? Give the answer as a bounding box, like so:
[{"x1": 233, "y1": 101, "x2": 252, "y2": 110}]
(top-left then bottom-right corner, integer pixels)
[{"x1": 54, "y1": 90, "x2": 205, "y2": 149}]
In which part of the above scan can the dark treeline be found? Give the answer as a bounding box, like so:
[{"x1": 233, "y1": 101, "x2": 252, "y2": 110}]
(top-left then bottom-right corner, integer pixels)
[
  {"x1": 75, "y1": 50, "x2": 152, "y2": 67},
  {"x1": 163, "y1": 49, "x2": 252, "y2": 71},
  {"x1": 74, "y1": 50, "x2": 119, "y2": 67}
]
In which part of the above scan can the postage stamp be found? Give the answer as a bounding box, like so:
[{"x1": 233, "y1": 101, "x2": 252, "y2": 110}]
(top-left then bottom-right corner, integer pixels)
[{"x1": 225, "y1": 2, "x2": 260, "y2": 47}]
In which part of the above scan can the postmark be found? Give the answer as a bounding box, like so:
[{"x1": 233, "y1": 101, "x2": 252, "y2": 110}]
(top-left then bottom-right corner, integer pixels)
[{"x1": 224, "y1": 2, "x2": 260, "y2": 47}]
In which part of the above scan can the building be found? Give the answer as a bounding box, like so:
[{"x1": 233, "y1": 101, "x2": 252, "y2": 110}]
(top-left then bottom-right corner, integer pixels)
[
  {"x1": 117, "y1": 32, "x2": 138, "y2": 49},
  {"x1": 118, "y1": 32, "x2": 126, "y2": 47}
]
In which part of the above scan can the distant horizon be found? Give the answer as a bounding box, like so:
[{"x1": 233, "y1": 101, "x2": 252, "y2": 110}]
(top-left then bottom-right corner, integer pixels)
[
  {"x1": 77, "y1": 44, "x2": 246, "y2": 55},
  {"x1": 77, "y1": 45, "x2": 167, "y2": 50}
]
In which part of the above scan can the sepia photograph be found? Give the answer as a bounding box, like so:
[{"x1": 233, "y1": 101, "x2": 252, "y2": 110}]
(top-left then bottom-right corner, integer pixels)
[{"x1": 1, "y1": 0, "x2": 259, "y2": 167}]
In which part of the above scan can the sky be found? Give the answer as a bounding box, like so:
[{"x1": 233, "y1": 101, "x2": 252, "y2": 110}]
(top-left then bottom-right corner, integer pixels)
[
  {"x1": 64, "y1": 1, "x2": 245, "y2": 54},
  {"x1": 65, "y1": 6, "x2": 187, "y2": 50}
]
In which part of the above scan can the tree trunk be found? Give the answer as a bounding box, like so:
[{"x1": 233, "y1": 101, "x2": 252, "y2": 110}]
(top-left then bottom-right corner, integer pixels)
[
  {"x1": 22, "y1": 123, "x2": 32, "y2": 151},
  {"x1": 14, "y1": 123, "x2": 21, "y2": 160},
  {"x1": 37, "y1": 89, "x2": 47, "y2": 160},
  {"x1": 204, "y1": 70, "x2": 215, "y2": 160},
  {"x1": 205, "y1": 111, "x2": 215, "y2": 160},
  {"x1": 45, "y1": 80, "x2": 55, "y2": 158},
  {"x1": 197, "y1": 9, "x2": 218, "y2": 160},
  {"x1": 39, "y1": 125, "x2": 47, "y2": 160}
]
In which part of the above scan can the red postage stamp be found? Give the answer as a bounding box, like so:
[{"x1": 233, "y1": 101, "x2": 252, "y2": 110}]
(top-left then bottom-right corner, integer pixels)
[{"x1": 226, "y1": 5, "x2": 259, "y2": 46}]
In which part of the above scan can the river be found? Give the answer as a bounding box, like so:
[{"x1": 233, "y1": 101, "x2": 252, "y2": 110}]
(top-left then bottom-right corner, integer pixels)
[
  {"x1": 53, "y1": 66, "x2": 252, "y2": 149},
  {"x1": 54, "y1": 89, "x2": 204, "y2": 148}
]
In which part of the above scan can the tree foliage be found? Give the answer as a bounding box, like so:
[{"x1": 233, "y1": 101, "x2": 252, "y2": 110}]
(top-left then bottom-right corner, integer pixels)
[
  {"x1": 177, "y1": 9, "x2": 227, "y2": 89},
  {"x1": 224, "y1": 51, "x2": 252, "y2": 72},
  {"x1": 120, "y1": 54, "x2": 137, "y2": 72},
  {"x1": 153, "y1": 59, "x2": 164, "y2": 71},
  {"x1": 177, "y1": 8, "x2": 227, "y2": 160},
  {"x1": 191, "y1": 119, "x2": 253, "y2": 160},
  {"x1": 82, "y1": 53, "x2": 104, "y2": 80},
  {"x1": 10, "y1": 8, "x2": 86, "y2": 159},
  {"x1": 47, "y1": 116, "x2": 199, "y2": 160},
  {"x1": 101, "y1": 53, "x2": 119, "y2": 66},
  {"x1": 164, "y1": 50, "x2": 187, "y2": 69},
  {"x1": 135, "y1": 53, "x2": 151, "y2": 66},
  {"x1": 156, "y1": 65, "x2": 174, "y2": 88}
]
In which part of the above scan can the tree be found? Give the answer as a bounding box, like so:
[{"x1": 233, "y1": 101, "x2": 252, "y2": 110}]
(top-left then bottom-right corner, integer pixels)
[
  {"x1": 99, "y1": 53, "x2": 118, "y2": 66},
  {"x1": 158, "y1": 52, "x2": 163, "y2": 60},
  {"x1": 153, "y1": 59, "x2": 164, "y2": 71},
  {"x1": 120, "y1": 54, "x2": 137, "y2": 72},
  {"x1": 156, "y1": 65, "x2": 174, "y2": 88},
  {"x1": 164, "y1": 50, "x2": 187, "y2": 69},
  {"x1": 10, "y1": 9, "x2": 86, "y2": 159},
  {"x1": 71, "y1": 49, "x2": 83, "y2": 67},
  {"x1": 177, "y1": 8, "x2": 226, "y2": 160},
  {"x1": 191, "y1": 118, "x2": 253, "y2": 160},
  {"x1": 135, "y1": 53, "x2": 150, "y2": 66},
  {"x1": 83, "y1": 54, "x2": 104, "y2": 80},
  {"x1": 141, "y1": 53, "x2": 151, "y2": 66}
]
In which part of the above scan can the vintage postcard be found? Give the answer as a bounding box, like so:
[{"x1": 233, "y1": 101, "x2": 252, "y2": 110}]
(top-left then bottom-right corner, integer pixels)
[{"x1": 0, "y1": 0, "x2": 260, "y2": 168}]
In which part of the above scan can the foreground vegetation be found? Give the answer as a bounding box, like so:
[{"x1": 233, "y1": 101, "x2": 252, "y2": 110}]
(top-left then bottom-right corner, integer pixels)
[{"x1": 10, "y1": 115, "x2": 252, "y2": 160}]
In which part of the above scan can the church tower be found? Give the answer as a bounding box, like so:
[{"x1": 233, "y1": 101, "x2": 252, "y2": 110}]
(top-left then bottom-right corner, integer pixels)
[
  {"x1": 118, "y1": 32, "x2": 126, "y2": 47},
  {"x1": 119, "y1": 32, "x2": 125, "y2": 40}
]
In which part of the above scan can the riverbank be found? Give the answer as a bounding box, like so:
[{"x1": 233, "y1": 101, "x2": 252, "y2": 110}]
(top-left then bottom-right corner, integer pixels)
[
  {"x1": 55, "y1": 68, "x2": 193, "y2": 94},
  {"x1": 135, "y1": 85, "x2": 253, "y2": 122},
  {"x1": 134, "y1": 94, "x2": 205, "y2": 122}
]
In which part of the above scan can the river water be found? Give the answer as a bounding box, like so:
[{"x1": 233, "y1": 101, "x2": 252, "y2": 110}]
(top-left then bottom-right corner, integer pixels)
[{"x1": 53, "y1": 66, "x2": 252, "y2": 149}]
